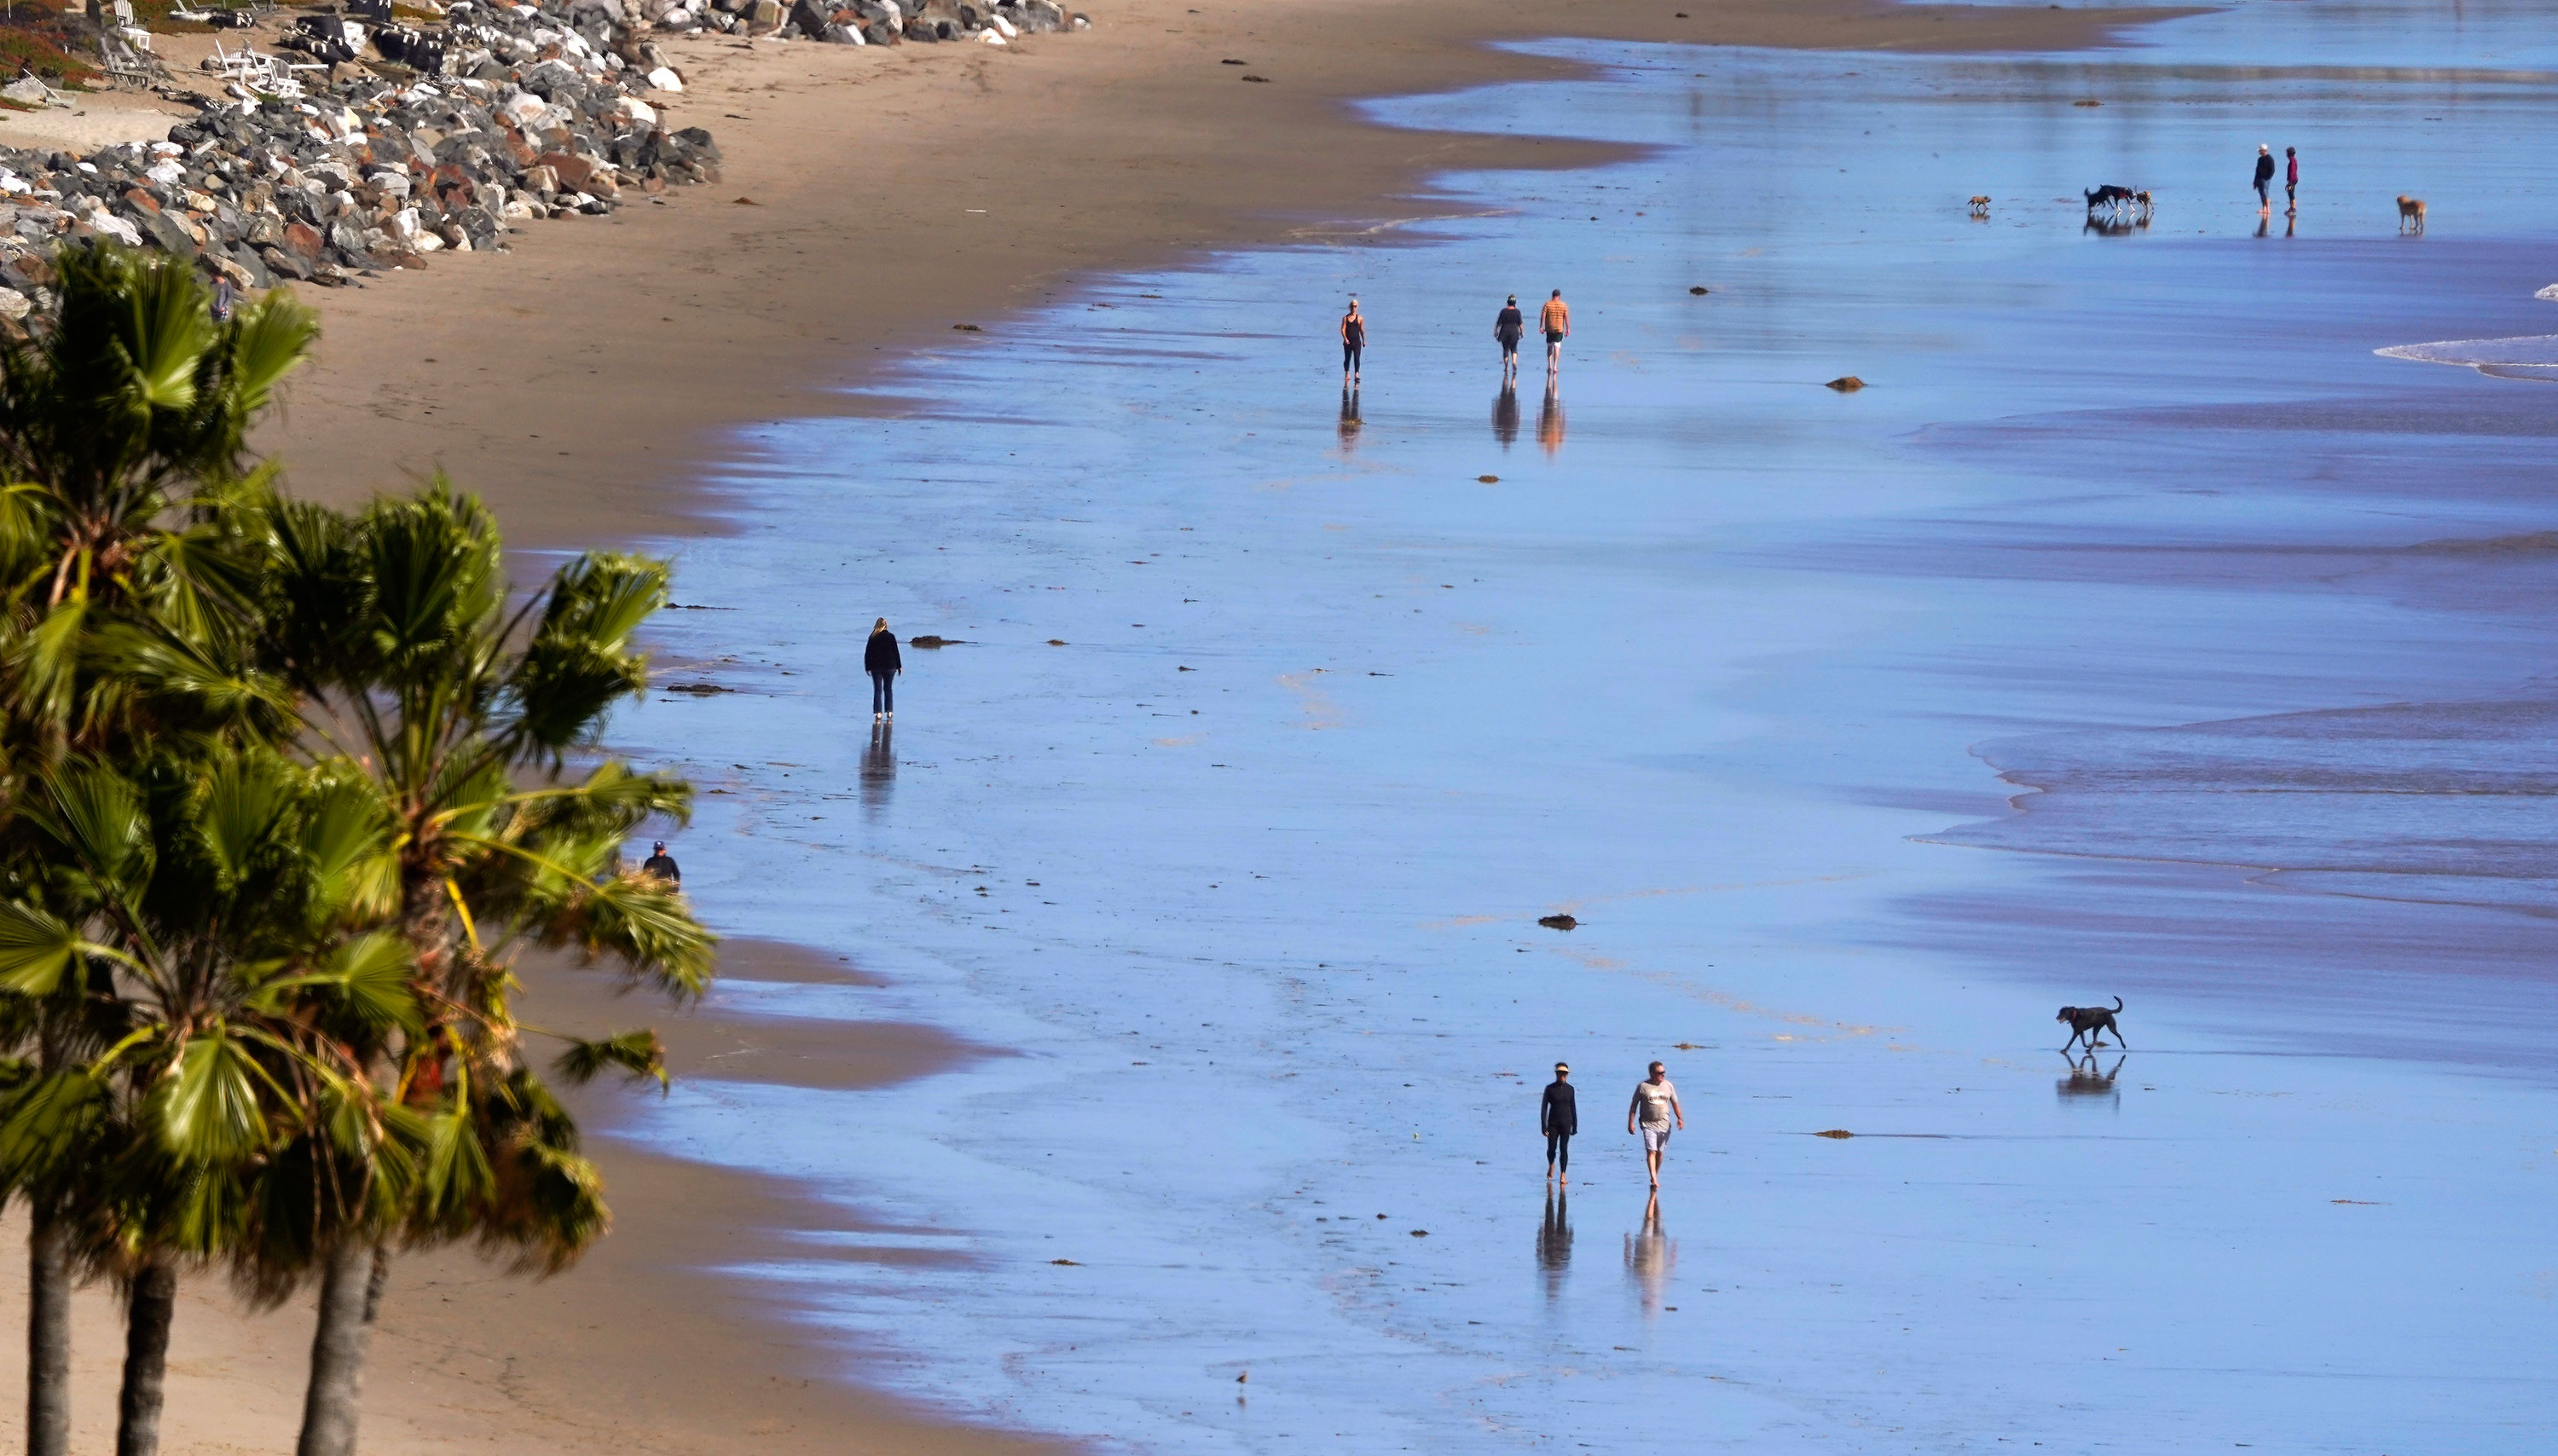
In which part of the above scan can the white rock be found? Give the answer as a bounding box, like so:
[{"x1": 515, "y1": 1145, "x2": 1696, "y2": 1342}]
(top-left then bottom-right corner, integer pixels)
[
  {"x1": 986, "y1": 10, "x2": 1015, "y2": 35},
  {"x1": 976, "y1": 27, "x2": 1004, "y2": 42},
  {"x1": 146, "y1": 160, "x2": 186, "y2": 185},
  {"x1": 645, "y1": 65, "x2": 684, "y2": 91},
  {"x1": 0, "y1": 289, "x2": 29, "y2": 323},
  {"x1": 388, "y1": 207, "x2": 423, "y2": 240},
  {"x1": 88, "y1": 215, "x2": 143, "y2": 246},
  {"x1": 612, "y1": 95, "x2": 658, "y2": 127}
]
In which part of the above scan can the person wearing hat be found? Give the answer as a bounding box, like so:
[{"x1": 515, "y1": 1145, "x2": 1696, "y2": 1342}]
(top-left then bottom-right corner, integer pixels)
[
  {"x1": 1541, "y1": 1062, "x2": 1578, "y2": 1184},
  {"x1": 2252, "y1": 143, "x2": 2276, "y2": 215},
  {"x1": 1494, "y1": 293, "x2": 1525, "y2": 384},
  {"x1": 640, "y1": 841, "x2": 680, "y2": 886},
  {"x1": 2283, "y1": 145, "x2": 2300, "y2": 212}
]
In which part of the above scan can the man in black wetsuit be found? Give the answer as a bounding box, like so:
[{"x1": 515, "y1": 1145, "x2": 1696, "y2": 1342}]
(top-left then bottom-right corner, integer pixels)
[
  {"x1": 641, "y1": 840, "x2": 680, "y2": 885},
  {"x1": 1541, "y1": 1062, "x2": 1577, "y2": 1185}
]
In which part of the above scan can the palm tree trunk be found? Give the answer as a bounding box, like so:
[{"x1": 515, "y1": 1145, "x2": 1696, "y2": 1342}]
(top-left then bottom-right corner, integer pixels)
[
  {"x1": 26, "y1": 1214, "x2": 72, "y2": 1456},
  {"x1": 113, "y1": 1258, "x2": 177, "y2": 1456},
  {"x1": 294, "y1": 1240, "x2": 380, "y2": 1456}
]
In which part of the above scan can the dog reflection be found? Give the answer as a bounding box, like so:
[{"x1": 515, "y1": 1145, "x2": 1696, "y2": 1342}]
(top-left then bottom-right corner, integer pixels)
[{"x1": 2057, "y1": 1054, "x2": 2126, "y2": 1106}]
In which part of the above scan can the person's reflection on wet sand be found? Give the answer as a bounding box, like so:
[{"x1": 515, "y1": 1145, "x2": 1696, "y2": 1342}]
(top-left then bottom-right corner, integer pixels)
[
  {"x1": 859, "y1": 719, "x2": 895, "y2": 821},
  {"x1": 1537, "y1": 384, "x2": 1565, "y2": 459},
  {"x1": 2057, "y1": 1053, "x2": 2125, "y2": 1108},
  {"x1": 2254, "y1": 213, "x2": 2271, "y2": 239},
  {"x1": 2284, "y1": 211, "x2": 2297, "y2": 239},
  {"x1": 1493, "y1": 386, "x2": 1519, "y2": 449},
  {"x1": 1623, "y1": 1189, "x2": 1675, "y2": 1315},
  {"x1": 1537, "y1": 1187, "x2": 1572, "y2": 1303},
  {"x1": 1338, "y1": 384, "x2": 1362, "y2": 451}
]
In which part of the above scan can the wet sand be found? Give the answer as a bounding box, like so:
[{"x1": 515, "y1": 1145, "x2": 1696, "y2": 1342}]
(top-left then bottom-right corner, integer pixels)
[{"x1": 590, "y1": 5, "x2": 2558, "y2": 1447}]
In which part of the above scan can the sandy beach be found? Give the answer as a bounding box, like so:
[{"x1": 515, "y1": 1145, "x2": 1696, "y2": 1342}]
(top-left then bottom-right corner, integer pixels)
[
  {"x1": 240, "y1": 0, "x2": 2181, "y2": 546},
  {"x1": 22, "y1": 0, "x2": 2558, "y2": 1451}
]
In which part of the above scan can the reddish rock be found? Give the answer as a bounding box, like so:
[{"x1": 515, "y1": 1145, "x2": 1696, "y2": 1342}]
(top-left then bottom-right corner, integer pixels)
[
  {"x1": 281, "y1": 222, "x2": 324, "y2": 259},
  {"x1": 535, "y1": 151, "x2": 596, "y2": 190}
]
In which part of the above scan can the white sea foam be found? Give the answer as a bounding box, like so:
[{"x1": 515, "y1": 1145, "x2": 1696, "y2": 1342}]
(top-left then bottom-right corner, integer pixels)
[
  {"x1": 2376, "y1": 333, "x2": 2558, "y2": 367},
  {"x1": 2377, "y1": 285, "x2": 2558, "y2": 378}
]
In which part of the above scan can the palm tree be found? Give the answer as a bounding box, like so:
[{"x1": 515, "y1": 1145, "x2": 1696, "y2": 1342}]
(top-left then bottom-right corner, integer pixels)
[
  {"x1": 0, "y1": 246, "x2": 315, "y2": 1456},
  {"x1": 246, "y1": 481, "x2": 714, "y2": 1456},
  {"x1": 0, "y1": 745, "x2": 415, "y2": 1456}
]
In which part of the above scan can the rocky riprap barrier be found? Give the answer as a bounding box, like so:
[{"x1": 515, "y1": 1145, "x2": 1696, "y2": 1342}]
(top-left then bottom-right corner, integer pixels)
[{"x1": 0, "y1": 0, "x2": 1086, "y2": 323}]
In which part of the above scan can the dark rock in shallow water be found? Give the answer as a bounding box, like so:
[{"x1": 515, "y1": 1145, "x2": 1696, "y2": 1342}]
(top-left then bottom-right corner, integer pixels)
[
  {"x1": 1825, "y1": 375, "x2": 1866, "y2": 391},
  {"x1": 1537, "y1": 914, "x2": 1577, "y2": 931}
]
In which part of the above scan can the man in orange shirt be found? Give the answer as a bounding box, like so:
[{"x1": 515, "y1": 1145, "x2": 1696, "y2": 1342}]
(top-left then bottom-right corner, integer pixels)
[{"x1": 1539, "y1": 289, "x2": 1571, "y2": 378}]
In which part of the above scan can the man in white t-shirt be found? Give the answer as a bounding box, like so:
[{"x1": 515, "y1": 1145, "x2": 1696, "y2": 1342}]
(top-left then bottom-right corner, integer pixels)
[{"x1": 1626, "y1": 1060, "x2": 1684, "y2": 1188}]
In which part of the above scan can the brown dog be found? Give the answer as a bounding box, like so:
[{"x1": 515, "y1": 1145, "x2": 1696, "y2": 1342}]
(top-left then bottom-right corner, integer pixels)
[
  {"x1": 2057, "y1": 997, "x2": 2126, "y2": 1052},
  {"x1": 2398, "y1": 195, "x2": 2427, "y2": 233}
]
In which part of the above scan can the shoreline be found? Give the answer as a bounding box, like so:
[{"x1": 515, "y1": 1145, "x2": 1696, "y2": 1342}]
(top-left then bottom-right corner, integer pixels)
[
  {"x1": 2, "y1": 3, "x2": 2214, "y2": 1453},
  {"x1": 254, "y1": 0, "x2": 2200, "y2": 551}
]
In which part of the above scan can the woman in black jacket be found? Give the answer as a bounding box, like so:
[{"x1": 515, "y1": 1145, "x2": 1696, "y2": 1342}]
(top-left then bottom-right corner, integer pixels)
[
  {"x1": 1541, "y1": 1063, "x2": 1577, "y2": 1184},
  {"x1": 865, "y1": 618, "x2": 901, "y2": 722}
]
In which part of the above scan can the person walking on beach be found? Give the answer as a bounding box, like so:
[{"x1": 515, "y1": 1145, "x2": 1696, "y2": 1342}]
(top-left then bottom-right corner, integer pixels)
[
  {"x1": 640, "y1": 840, "x2": 680, "y2": 885},
  {"x1": 1495, "y1": 294, "x2": 1525, "y2": 384},
  {"x1": 1627, "y1": 1060, "x2": 1683, "y2": 1187},
  {"x1": 1539, "y1": 289, "x2": 1571, "y2": 377},
  {"x1": 865, "y1": 617, "x2": 901, "y2": 723},
  {"x1": 1541, "y1": 1062, "x2": 1578, "y2": 1184},
  {"x1": 2284, "y1": 146, "x2": 2299, "y2": 213},
  {"x1": 1340, "y1": 297, "x2": 1366, "y2": 384},
  {"x1": 2252, "y1": 143, "x2": 2275, "y2": 215}
]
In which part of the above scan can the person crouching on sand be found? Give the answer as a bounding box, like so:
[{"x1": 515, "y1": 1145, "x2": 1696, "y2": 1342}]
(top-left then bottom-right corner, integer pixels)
[
  {"x1": 865, "y1": 618, "x2": 901, "y2": 722},
  {"x1": 1628, "y1": 1060, "x2": 1683, "y2": 1187},
  {"x1": 1542, "y1": 1062, "x2": 1577, "y2": 1184}
]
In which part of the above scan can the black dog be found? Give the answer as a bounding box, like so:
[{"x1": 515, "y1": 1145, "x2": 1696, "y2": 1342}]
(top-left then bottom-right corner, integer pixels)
[
  {"x1": 2084, "y1": 185, "x2": 2137, "y2": 212},
  {"x1": 2057, "y1": 997, "x2": 2127, "y2": 1051}
]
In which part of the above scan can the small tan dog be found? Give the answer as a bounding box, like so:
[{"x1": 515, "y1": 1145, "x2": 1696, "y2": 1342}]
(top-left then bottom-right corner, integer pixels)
[
  {"x1": 1968, "y1": 195, "x2": 1991, "y2": 217},
  {"x1": 2397, "y1": 194, "x2": 2427, "y2": 233}
]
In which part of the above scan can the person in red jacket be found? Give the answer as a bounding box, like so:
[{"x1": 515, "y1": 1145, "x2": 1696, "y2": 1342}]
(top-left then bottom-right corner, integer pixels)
[
  {"x1": 2284, "y1": 146, "x2": 2299, "y2": 213},
  {"x1": 865, "y1": 618, "x2": 901, "y2": 722}
]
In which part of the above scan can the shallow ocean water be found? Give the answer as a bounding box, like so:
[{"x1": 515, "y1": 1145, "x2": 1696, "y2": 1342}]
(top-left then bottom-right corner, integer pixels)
[{"x1": 599, "y1": 6, "x2": 2558, "y2": 1452}]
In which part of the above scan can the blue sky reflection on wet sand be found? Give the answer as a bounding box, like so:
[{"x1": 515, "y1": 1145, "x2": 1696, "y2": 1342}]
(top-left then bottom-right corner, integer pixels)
[{"x1": 603, "y1": 9, "x2": 2556, "y2": 1453}]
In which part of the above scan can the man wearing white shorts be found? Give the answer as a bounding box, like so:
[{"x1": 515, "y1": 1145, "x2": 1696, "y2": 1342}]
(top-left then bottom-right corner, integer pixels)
[{"x1": 1627, "y1": 1061, "x2": 1684, "y2": 1188}]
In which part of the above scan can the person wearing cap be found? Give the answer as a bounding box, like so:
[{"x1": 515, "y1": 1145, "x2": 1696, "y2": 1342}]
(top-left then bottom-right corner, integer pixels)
[
  {"x1": 2252, "y1": 143, "x2": 2275, "y2": 215},
  {"x1": 1541, "y1": 1062, "x2": 1578, "y2": 1184},
  {"x1": 1494, "y1": 293, "x2": 1525, "y2": 384},
  {"x1": 640, "y1": 841, "x2": 680, "y2": 885},
  {"x1": 1627, "y1": 1060, "x2": 1684, "y2": 1188},
  {"x1": 2283, "y1": 145, "x2": 2300, "y2": 212},
  {"x1": 1340, "y1": 297, "x2": 1366, "y2": 384}
]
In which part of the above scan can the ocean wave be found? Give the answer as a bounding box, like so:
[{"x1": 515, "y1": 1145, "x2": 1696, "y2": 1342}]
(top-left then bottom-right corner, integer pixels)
[{"x1": 2374, "y1": 285, "x2": 2558, "y2": 379}]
